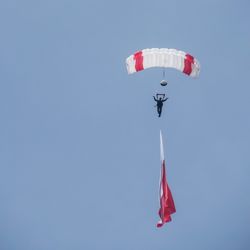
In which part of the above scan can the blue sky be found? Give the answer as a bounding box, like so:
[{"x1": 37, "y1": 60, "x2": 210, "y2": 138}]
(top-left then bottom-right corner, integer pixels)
[{"x1": 0, "y1": 0, "x2": 250, "y2": 249}]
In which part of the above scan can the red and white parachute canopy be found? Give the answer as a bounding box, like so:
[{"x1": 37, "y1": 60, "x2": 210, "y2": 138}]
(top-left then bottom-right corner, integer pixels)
[{"x1": 126, "y1": 48, "x2": 200, "y2": 77}]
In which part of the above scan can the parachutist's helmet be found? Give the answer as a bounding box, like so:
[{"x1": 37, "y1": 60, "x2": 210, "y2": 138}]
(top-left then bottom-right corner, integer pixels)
[{"x1": 160, "y1": 80, "x2": 168, "y2": 86}]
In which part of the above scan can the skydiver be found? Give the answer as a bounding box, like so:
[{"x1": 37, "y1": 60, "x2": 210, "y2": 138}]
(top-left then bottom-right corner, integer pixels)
[{"x1": 153, "y1": 95, "x2": 168, "y2": 117}]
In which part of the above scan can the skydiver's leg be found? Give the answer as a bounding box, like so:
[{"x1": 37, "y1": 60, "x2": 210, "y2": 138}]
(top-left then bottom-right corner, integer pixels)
[{"x1": 158, "y1": 106, "x2": 162, "y2": 117}]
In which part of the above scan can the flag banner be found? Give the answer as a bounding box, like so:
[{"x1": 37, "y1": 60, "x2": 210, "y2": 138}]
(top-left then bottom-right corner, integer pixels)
[{"x1": 157, "y1": 131, "x2": 176, "y2": 227}]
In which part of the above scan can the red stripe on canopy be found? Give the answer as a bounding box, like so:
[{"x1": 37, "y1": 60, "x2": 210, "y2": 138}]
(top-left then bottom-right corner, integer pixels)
[
  {"x1": 134, "y1": 51, "x2": 144, "y2": 72},
  {"x1": 183, "y1": 54, "x2": 194, "y2": 75}
]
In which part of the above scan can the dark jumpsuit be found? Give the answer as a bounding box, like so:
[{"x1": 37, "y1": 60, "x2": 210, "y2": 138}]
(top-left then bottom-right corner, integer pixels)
[{"x1": 153, "y1": 96, "x2": 168, "y2": 117}]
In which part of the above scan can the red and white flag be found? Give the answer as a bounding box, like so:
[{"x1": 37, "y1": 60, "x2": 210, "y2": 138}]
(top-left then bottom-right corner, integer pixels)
[{"x1": 157, "y1": 130, "x2": 176, "y2": 228}]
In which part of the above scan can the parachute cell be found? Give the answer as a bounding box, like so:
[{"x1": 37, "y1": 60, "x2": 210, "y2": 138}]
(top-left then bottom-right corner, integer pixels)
[{"x1": 126, "y1": 48, "x2": 200, "y2": 77}]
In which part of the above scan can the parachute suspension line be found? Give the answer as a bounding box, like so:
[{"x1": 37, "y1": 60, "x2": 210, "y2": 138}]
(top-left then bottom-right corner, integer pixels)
[
  {"x1": 160, "y1": 68, "x2": 168, "y2": 86},
  {"x1": 162, "y1": 68, "x2": 166, "y2": 80}
]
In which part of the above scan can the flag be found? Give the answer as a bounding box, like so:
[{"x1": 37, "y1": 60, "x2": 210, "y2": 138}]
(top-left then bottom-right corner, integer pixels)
[{"x1": 157, "y1": 130, "x2": 176, "y2": 228}]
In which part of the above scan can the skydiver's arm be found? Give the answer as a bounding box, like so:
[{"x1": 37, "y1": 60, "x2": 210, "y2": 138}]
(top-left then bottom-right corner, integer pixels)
[
  {"x1": 153, "y1": 96, "x2": 157, "y2": 101},
  {"x1": 162, "y1": 98, "x2": 168, "y2": 102}
]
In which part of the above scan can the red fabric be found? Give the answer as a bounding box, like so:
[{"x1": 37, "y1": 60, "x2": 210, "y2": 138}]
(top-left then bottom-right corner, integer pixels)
[
  {"x1": 183, "y1": 54, "x2": 194, "y2": 75},
  {"x1": 133, "y1": 51, "x2": 144, "y2": 72},
  {"x1": 157, "y1": 160, "x2": 176, "y2": 228}
]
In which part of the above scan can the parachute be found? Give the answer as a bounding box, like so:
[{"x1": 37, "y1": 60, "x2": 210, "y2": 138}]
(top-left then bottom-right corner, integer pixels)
[{"x1": 126, "y1": 48, "x2": 200, "y2": 78}]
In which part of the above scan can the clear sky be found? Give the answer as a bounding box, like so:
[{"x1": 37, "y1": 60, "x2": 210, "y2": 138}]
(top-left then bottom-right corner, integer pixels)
[{"x1": 0, "y1": 0, "x2": 250, "y2": 249}]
